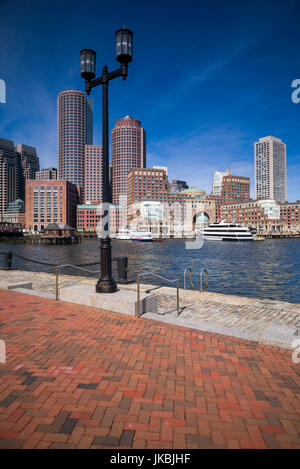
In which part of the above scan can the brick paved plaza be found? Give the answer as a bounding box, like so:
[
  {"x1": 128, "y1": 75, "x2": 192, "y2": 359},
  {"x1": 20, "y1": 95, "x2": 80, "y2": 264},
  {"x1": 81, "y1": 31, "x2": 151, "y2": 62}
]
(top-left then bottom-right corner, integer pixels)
[{"x1": 0, "y1": 289, "x2": 299, "y2": 449}]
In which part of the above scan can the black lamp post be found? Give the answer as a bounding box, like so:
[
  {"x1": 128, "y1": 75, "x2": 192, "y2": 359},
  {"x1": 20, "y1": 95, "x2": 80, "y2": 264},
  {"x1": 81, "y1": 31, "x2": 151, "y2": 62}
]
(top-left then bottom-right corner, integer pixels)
[{"x1": 80, "y1": 27, "x2": 133, "y2": 293}]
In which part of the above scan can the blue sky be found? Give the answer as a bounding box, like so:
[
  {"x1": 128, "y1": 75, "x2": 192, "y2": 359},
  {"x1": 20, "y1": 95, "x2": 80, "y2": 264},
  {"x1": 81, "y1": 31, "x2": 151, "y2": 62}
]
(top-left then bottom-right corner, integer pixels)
[{"x1": 0, "y1": 0, "x2": 299, "y2": 200}]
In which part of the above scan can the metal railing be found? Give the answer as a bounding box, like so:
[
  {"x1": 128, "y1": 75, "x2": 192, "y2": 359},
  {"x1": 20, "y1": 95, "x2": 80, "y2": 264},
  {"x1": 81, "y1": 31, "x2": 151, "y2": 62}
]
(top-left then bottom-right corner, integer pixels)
[
  {"x1": 183, "y1": 266, "x2": 208, "y2": 292},
  {"x1": 200, "y1": 269, "x2": 208, "y2": 292},
  {"x1": 184, "y1": 267, "x2": 195, "y2": 290},
  {"x1": 136, "y1": 272, "x2": 180, "y2": 318},
  {"x1": 55, "y1": 264, "x2": 100, "y2": 300}
]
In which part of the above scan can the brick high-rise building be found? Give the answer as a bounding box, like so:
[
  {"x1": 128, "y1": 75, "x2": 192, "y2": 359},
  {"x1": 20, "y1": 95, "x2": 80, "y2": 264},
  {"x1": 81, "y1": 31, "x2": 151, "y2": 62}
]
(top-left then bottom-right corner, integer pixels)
[
  {"x1": 57, "y1": 90, "x2": 93, "y2": 188},
  {"x1": 209, "y1": 170, "x2": 251, "y2": 221},
  {"x1": 255, "y1": 136, "x2": 287, "y2": 202},
  {"x1": 86, "y1": 98, "x2": 93, "y2": 145},
  {"x1": 25, "y1": 179, "x2": 80, "y2": 232},
  {"x1": 36, "y1": 168, "x2": 57, "y2": 180},
  {"x1": 112, "y1": 116, "x2": 146, "y2": 205},
  {"x1": 221, "y1": 174, "x2": 250, "y2": 203},
  {"x1": 84, "y1": 145, "x2": 103, "y2": 203}
]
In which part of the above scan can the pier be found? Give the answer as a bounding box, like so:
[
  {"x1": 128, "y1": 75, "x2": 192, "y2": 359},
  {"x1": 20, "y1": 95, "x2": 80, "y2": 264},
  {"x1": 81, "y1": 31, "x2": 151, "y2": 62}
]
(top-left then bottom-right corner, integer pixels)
[
  {"x1": 24, "y1": 234, "x2": 81, "y2": 245},
  {"x1": 260, "y1": 231, "x2": 300, "y2": 239}
]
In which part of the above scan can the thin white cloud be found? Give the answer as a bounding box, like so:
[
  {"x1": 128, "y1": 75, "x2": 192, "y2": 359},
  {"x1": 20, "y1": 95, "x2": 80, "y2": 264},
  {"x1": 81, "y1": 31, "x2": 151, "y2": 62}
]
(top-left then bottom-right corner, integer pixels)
[{"x1": 147, "y1": 124, "x2": 300, "y2": 201}]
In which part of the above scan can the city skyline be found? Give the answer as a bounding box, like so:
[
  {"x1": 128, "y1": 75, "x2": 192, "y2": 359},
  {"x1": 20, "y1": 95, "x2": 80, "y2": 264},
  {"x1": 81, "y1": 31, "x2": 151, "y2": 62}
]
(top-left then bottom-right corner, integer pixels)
[{"x1": 1, "y1": 0, "x2": 300, "y2": 200}]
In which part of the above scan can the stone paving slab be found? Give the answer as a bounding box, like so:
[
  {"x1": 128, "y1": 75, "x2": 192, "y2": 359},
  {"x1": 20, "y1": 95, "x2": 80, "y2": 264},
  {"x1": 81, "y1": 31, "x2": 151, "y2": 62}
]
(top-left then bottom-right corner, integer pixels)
[
  {"x1": 0, "y1": 289, "x2": 300, "y2": 449},
  {"x1": 0, "y1": 289, "x2": 299, "y2": 449},
  {"x1": 12, "y1": 288, "x2": 56, "y2": 300},
  {"x1": 0, "y1": 270, "x2": 299, "y2": 350},
  {"x1": 0, "y1": 281, "x2": 32, "y2": 290},
  {"x1": 59, "y1": 283, "x2": 158, "y2": 316}
]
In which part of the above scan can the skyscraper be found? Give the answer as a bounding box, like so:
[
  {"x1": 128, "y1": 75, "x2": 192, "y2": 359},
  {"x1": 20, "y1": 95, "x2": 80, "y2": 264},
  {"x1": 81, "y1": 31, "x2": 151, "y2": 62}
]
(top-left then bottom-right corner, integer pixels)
[
  {"x1": 57, "y1": 90, "x2": 93, "y2": 187},
  {"x1": 0, "y1": 138, "x2": 39, "y2": 218},
  {"x1": 86, "y1": 98, "x2": 93, "y2": 145},
  {"x1": 84, "y1": 145, "x2": 103, "y2": 203},
  {"x1": 0, "y1": 138, "x2": 18, "y2": 218},
  {"x1": 255, "y1": 136, "x2": 287, "y2": 202},
  {"x1": 212, "y1": 167, "x2": 231, "y2": 195},
  {"x1": 112, "y1": 116, "x2": 146, "y2": 205},
  {"x1": 15, "y1": 144, "x2": 40, "y2": 180}
]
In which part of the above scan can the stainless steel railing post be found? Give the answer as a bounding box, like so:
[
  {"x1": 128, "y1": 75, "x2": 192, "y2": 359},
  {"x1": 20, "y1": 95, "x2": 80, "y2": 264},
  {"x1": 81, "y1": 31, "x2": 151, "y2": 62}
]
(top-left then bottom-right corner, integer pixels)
[
  {"x1": 200, "y1": 269, "x2": 208, "y2": 292},
  {"x1": 56, "y1": 266, "x2": 59, "y2": 300},
  {"x1": 176, "y1": 280, "x2": 179, "y2": 316},
  {"x1": 54, "y1": 264, "x2": 101, "y2": 301},
  {"x1": 137, "y1": 275, "x2": 140, "y2": 318},
  {"x1": 136, "y1": 272, "x2": 180, "y2": 317},
  {"x1": 184, "y1": 267, "x2": 195, "y2": 290}
]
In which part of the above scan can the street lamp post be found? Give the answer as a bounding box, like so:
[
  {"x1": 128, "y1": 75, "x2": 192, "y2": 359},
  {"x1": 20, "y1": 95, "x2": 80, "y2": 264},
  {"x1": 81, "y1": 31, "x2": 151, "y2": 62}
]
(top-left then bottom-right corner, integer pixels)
[{"x1": 80, "y1": 27, "x2": 133, "y2": 293}]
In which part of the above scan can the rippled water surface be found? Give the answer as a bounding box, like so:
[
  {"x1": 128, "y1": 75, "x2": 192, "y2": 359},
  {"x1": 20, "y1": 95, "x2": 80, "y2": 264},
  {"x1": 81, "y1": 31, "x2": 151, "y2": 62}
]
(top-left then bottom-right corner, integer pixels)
[{"x1": 1, "y1": 238, "x2": 299, "y2": 303}]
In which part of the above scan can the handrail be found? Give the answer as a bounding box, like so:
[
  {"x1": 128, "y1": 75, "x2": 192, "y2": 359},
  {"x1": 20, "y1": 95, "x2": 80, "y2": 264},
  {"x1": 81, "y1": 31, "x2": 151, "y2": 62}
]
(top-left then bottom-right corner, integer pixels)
[
  {"x1": 200, "y1": 269, "x2": 208, "y2": 292},
  {"x1": 55, "y1": 264, "x2": 100, "y2": 300},
  {"x1": 183, "y1": 266, "x2": 208, "y2": 292},
  {"x1": 184, "y1": 267, "x2": 195, "y2": 290},
  {"x1": 136, "y1": 272, "x2": 180, "y2": 318}
]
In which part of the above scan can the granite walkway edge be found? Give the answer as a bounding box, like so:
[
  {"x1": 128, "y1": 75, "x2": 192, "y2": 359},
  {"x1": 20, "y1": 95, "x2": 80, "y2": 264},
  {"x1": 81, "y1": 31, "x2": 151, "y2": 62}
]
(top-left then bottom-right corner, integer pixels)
[{"x1": 0, "y1": 268, "x2": 299, "y2": 350}]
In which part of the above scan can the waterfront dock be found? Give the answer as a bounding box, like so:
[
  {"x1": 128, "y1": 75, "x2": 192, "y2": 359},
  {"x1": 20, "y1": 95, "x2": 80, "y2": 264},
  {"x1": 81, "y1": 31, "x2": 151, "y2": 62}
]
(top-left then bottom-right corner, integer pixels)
[
  {"x1": 0, "y1": 286, "x2": 299, "y2": 449},
  {"x1": 24, "y1": 234, "x2": 81, "y2": 245}
]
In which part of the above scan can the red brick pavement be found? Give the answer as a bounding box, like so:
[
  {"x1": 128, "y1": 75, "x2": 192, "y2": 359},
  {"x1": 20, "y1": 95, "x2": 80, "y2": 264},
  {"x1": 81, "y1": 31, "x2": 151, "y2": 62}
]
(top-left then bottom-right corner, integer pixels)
[{"x1": 0, "y1": 288, "x2": 299, "y2": 449}]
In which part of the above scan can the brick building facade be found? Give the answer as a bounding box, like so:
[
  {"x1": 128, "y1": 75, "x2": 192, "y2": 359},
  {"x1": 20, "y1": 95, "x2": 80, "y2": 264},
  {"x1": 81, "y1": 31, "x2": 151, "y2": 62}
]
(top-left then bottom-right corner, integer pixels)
[
  {"x1": 25, "y1": 180, "x2": 80, "y2": 232},
  {"x1": 84, "y1": 145, "x2": 103, "y2": 203},
  {"x1": 220, "y1": 199, "x2": 282, "y2": 232},
  {"x1": 77, "y1": 203, "x2": 119, "y2": 235},
  {"x1": 280, "y1": 201, "x2": 300, "y2": 230}
]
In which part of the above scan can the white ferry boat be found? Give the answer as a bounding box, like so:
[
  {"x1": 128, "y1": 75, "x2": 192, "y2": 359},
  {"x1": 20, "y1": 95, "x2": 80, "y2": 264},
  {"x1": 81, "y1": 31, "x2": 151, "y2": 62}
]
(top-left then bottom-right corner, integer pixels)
[
  {"x1": 116, "y1": 228, "x2": 131, "y2": 240},
  {"x1": 130, "y1": 230, "x2": 153, "y2": 242},
  {"x1": 201, "y1": 222, "x2": 253, "y2": 241}
]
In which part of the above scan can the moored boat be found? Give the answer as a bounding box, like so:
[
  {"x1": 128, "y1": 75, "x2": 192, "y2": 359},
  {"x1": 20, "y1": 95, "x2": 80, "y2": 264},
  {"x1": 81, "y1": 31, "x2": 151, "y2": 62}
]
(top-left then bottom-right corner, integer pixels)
[
  {"x1": 130, "y1": 230, "x2": 153, "y2": 242},
  {"x1": 116, "y1": 228, "x2": 131, "y2": 240},
  {"x1": 201, "y1": 222, "x2": 253, "y2": 241}
]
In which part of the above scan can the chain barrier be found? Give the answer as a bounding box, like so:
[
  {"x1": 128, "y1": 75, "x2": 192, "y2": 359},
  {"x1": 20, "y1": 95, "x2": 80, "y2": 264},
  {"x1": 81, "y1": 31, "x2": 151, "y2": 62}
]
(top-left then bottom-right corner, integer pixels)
[{"x1": 0, "y1": 252, "x2": 99, "y2": 268}]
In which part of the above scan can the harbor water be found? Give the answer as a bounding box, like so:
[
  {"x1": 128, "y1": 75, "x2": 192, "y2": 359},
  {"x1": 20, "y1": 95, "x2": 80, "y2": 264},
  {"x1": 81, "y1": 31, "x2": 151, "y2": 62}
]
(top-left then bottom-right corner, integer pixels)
[{"x1": 0, "y1": 238, "x2": 299, "y2": 303}]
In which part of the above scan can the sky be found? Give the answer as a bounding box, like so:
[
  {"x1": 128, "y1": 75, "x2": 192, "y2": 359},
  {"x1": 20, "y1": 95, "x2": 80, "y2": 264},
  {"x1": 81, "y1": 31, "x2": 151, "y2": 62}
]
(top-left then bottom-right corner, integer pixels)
[{"x1": 0, "y1": 0, "x2": 300, "y2": 200}]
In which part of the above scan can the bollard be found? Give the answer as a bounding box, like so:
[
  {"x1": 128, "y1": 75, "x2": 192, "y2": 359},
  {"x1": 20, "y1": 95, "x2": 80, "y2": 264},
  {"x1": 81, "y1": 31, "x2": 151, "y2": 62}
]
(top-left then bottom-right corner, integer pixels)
[
  {"x1": 2, "y1": 252, "x2": 12, "y2": 270},
  {"x1": 114, "y1": 256, "x2": 135, "y2": 284},
  {"x1": 115, "y1": 256, "x2": 129, "y2": 283}
]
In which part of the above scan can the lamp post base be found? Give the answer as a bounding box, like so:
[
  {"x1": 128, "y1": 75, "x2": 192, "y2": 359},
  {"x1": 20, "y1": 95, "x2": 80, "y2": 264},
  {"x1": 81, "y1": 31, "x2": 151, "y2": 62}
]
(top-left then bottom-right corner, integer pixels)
[
  {"x1": 95, "y1": 278, "x2": 118, "y2": 293},
  {"x1": 96, "y1": 237, "x2": 117, "y2": 293}
]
